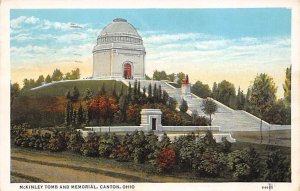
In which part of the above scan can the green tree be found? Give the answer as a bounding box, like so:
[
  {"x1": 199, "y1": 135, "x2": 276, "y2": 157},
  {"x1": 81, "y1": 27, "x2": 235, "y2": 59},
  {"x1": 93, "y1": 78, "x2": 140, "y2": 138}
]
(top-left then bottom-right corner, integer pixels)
[
  {"x1": 133, "y1": 79, "x2": 138, "y2": 99},
  {"x1": 45, "y1": 74, "x2": 52, "y2": 83},
  {"x1": 167, "y1": 73, "x2": 175, "y2": 82},
  {"x1": 35, "y1": 75, "x2": 45, "y2": 86},
  {"x1": 147, "y1": 83, "x2": 152, "y2": 100},
  {"x1": 71, "y1": 68, "x2": 80, "y2": 79},
  {"x1": 201, "y1": 99, "x2": 218, "y2": 127},
  {"x1": 127, "y1": 82, "x2": 132, "y2": 101},
  {"x1": 11, "y1": 83, "x2": 20, "y2": 105},
  {"x1": 22, "y1": 78, "x2": 30, "y2": 90},
  {"x1": 65, "y1": 90, "x2": 72, "y2": 100},
  {"x1": 51, "y1": 68, "x2": 63, "y2": 81},
  {"x1": 64, "y1": 102, "x2": 72, "y2": 125},
  {"x1": 77, "y1": 104, "x2": 84, "y2": 125},
  {"x1": 64, "y1": 72, "x2": 72, "y2": 80},
  {"x1": 71, "y1": 86, "x2": 80, "y2": 102},
  {"x1": 137, "y1": 81, "x2": 141, "y2": 97},
  {"x1": 283, "y1": 66, "x2": 291, "y2": 108},
  {"x1": 176, "y1": 72, "x2": 186, "y2": 85},
  {"x1": 265, "y1": 100, "x2": 285, "y2": 125},
  {"x1": 84, "y1": 88, "x2": 94, "y2": 102},
  {"x1": 153, "y1": 70, "x2": 168, "y2": 81},
  {"x1": 249, "y1": 73, "x2": 277, "y2": 144},
  {"x1": 236, "y1": 87, "x2": 246, "y2": 110},
  {"x1": 212, "y1": 82, "x2": 218, "y2": 99},
  {"x1": 162, "y1": 90, "x2": 169, "y2": 104},
  {"x1": 180, "y1": 99, "x2": 188, "y2": 113},
  {"x1": 119, "y1": 95, "x2": 128, "y2": 122},
  {"x1": 191, "y1": 81, "x2": 212, "y2": 98},
  {"x1": 215, "y1": 80, "x2": 236, "y2": 108},
  {"x1": 167, "y1": 97, "x2": 177, "y2": 110},
  {"x1": 153, "y1": 83, "x2": 158, "y2": 101}
]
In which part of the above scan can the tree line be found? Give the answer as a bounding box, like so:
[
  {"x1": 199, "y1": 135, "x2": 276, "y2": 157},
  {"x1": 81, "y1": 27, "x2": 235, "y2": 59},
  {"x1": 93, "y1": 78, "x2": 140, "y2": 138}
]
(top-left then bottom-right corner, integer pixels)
[{"x1": 11, "y1": 68, "x2": 80, "y2": 93}]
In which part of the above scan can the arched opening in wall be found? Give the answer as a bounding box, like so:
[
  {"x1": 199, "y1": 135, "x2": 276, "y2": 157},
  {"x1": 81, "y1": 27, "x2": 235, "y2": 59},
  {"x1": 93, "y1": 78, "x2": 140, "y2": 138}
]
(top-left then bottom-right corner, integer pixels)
[{"x1": 124, "y1": 63, "x2": 132, "y2": 79}]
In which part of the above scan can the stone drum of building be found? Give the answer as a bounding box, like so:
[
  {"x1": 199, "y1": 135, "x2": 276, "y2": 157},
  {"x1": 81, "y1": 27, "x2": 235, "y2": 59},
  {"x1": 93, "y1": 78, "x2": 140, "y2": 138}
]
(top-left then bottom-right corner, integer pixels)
[{"x1": 92, "y1": 18, "x2": 146, "y2": 79}]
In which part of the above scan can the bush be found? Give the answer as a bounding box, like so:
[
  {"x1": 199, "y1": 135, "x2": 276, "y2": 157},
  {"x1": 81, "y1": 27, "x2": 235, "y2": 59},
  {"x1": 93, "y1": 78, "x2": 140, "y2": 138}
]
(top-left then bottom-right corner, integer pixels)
[
  {"x1": 159, "y1": 132, "x2": 171, "y2": 149},
  {"x1": 144, "y1": 131, "x2": 159, "y2": 161},
  {"x1": 80, "y1": 132, "x2": 100, "y2": 157},
  {"x1": 192, "y1": 150, "x2": 225, "y2": 177},
  {"x1": 155, "y1": 146, "x2": 176, "y2": 173},
  {"x1": 202, "y1": 130, "x2": 216, "y2": 147},
  {"x1": 111, "y1": 144, "x2": 130, "y2": 162},
  {"x1": 98, "y1": 133, "x2": 119, "y2": 158},
  {"x1": 179, "y1": 99, "x2": 188, "y2": 113},
  {"x1": 219, "y1": 137, "x2": 232, "y2": 153},
  {"x1": 227, "y1": 148, "x2": 261, "y2": 181},
  {"x1": 132, "y1": 131, "x2": 147, "y2": 163},
  {"x1": 48, "y1": 132, "x2": 67, "y2": 152},
  {"x1": 14, "y1": 130, "x2": 51, "y2": 150},
  {"x1": 67, "y1": 131, "x2": 85, "y2": 153},
  {"x1": 264, "y1": 150, "x2": 290, "y2": 182},
  {"x1": 233, "y1": 163, "x2": 251, "y2": 180}
]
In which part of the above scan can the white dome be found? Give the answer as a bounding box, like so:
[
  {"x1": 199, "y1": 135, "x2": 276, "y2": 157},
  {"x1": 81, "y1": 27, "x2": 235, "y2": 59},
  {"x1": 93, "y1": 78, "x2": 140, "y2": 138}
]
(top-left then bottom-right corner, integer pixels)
[
  {"x1": 99, "y1": 18, "x2": 141, "y2": 38},
  {"x1": 95, "y1": 18, "x2": 144, "y2": 47}
]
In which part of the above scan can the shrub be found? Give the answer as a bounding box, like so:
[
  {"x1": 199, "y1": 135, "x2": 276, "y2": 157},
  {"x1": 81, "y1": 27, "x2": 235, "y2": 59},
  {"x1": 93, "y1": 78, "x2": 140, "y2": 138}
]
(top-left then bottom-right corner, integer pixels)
[
  {"x1": 159, "y1": 132, "x2": 171, "y2": 149},
  {"x1": 111, "y1": 144, "x2": 130, "y2": 162},
  {"x1": 219, "y1": 137, "x2": 232, "y2": 153},
  {"x1": 132, "y1": 131, "x2": 147, "y2": 163},
  {"x1": 227, "y1": 148, "x2": 262, "y2": 181},
  {"x1": 48, "y1": 132, "x2": 67, "y2": 152},
  {"x1": 192, "y1": 150, "x2": 225, "y2": 177},
  {"x1": 195, "y1": 116, "x2": 209, "y2": 126},
  {"x1": 179, "y1": 99, "x2": 188, "y2": 113},
  {"x1": 233, "y1": 163, "x2": 251, "y2": 180},
  {"x1": 155, "y1": 146, "x2": 176, "y2": 173},
  {"x1": 67, "y1": 131, "x2": 85, "y2": 153},
  {"x1": 98, "y1": 133, "x2": 119, "y2": 158},
  {"x1": 202, "y1": 130, "x2": 216, "y2": 147},
  {"x1": 264, "y1": 150, "x2": 290, "y2": 182},
  {"x1": 80, "y1": 132, "x2": 100, "y2": 157},
  {"x1": 144, "y1": 131, "x2": 159, "y2": 161}
]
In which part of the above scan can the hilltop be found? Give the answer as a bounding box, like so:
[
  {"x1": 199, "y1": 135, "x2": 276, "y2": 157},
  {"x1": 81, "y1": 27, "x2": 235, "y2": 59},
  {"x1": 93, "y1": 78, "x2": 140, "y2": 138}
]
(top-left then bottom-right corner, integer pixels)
[{"x1": 23, "y1": 80, "x2": 126, "y2": 97}]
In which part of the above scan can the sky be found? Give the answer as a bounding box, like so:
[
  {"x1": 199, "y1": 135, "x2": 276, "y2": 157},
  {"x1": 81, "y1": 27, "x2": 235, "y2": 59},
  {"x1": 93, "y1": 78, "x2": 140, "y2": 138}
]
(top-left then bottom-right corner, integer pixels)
[{"x1": 10, "y1": 9, "x2": 291, "y2": 98}]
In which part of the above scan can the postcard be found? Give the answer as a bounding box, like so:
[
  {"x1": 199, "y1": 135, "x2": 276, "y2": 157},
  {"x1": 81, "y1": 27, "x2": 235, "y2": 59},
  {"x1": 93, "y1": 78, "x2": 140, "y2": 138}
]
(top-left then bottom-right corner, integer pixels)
[{"x1": 0, "y1": 0, "x2": 299, "y2": 191}]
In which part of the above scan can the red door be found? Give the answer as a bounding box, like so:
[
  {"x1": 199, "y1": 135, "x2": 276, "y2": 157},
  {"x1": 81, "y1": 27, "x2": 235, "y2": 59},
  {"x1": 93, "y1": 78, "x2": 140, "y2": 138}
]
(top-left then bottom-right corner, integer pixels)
[{"x1": 124, "y1": 63, "x2": 132, "y2": 79}]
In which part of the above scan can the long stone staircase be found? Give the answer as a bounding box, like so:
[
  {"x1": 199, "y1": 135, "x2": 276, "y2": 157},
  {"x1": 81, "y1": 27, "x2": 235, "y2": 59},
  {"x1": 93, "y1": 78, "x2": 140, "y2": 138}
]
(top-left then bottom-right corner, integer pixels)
[{"x1": 122, "y1": 79, "x2": 290, "y2": 132}]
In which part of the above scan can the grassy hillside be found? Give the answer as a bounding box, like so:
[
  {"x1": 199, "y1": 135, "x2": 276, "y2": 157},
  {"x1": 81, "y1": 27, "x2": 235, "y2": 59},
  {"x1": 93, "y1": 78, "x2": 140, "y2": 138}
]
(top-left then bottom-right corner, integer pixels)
[
  {"x1": 23, "y1": 80, "x2": 127, "y2": 97},
  {"x1": 12, "y1": 80, "x2": 128, "y2": 127}
]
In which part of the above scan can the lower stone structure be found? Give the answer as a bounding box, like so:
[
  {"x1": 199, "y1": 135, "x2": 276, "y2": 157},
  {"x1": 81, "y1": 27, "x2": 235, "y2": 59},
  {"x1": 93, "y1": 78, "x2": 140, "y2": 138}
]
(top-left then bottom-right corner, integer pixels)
[{"x1": 77, "y1": 108, "x2": 236, "y2": 143}]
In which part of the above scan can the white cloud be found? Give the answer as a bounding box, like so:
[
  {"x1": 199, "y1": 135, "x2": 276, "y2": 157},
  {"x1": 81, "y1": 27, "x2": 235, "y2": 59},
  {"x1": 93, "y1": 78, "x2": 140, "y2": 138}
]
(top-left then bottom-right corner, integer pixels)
[
  {"x1": 11, "y1": 16, "x2": 27, "y2": 29},
  {"x1": 41, "y1": 20, "x2": 71, "y2": 31},
  {"x1": 11, "y1": 16, "x2": 40, "y2": 29},
  {"x1": 143, "y1": 33, "x2": 209, "y2": 44}
]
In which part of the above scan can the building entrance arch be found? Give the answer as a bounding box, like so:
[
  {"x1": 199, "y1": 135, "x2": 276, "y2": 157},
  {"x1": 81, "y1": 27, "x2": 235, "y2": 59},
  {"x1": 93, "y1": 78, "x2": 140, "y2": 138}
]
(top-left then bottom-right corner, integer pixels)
[{"x1": 123, "y1": 63, "x2": 132, "y2": 79}]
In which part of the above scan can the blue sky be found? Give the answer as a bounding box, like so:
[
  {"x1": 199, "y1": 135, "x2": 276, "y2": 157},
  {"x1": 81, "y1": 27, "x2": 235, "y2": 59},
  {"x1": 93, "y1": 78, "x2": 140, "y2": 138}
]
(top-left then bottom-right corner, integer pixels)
[{"x1": 10, "y1": 9, "x2": 291, "y2": 98}]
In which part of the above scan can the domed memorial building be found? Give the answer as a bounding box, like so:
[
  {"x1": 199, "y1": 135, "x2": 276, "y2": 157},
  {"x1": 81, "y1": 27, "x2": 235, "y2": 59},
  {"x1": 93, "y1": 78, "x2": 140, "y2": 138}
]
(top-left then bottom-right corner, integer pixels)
[{"x1": 92, "y1": 18, "x2": 146, "y2": 79}]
